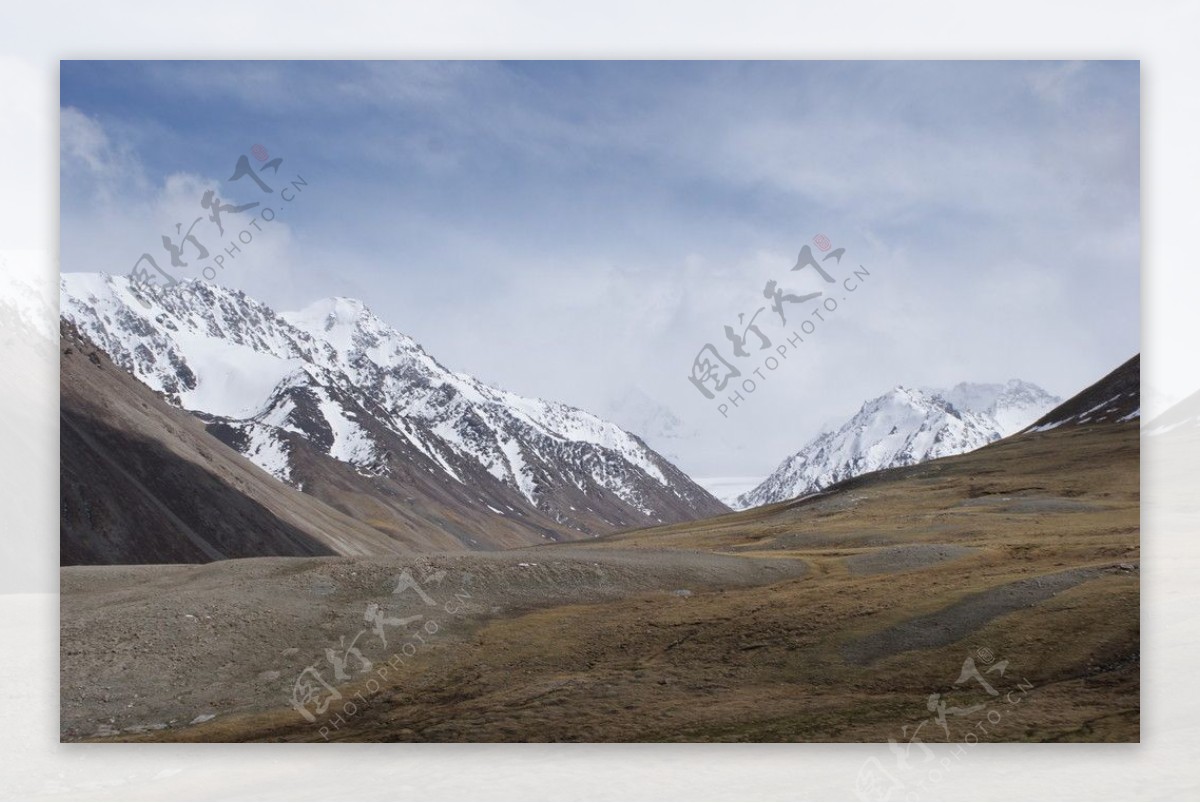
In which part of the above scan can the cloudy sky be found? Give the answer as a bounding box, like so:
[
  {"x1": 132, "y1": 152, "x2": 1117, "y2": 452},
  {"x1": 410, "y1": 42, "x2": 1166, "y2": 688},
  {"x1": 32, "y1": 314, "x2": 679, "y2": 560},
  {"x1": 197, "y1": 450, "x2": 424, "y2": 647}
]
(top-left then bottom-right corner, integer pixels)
[{"x1": 60, "y1": 60, "x2": 1140, "y2": 479}]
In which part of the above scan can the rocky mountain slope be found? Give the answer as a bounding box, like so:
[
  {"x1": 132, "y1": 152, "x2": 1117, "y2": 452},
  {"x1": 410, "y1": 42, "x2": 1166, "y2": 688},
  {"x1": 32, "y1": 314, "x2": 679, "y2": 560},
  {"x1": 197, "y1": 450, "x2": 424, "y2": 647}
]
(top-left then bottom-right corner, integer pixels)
[
  {"x1": 60, "y1": 320, "x2": 417, "y2": 564},
  {"x1": 1024, "y1": 355, "x2": 1140, "y2": 432}
]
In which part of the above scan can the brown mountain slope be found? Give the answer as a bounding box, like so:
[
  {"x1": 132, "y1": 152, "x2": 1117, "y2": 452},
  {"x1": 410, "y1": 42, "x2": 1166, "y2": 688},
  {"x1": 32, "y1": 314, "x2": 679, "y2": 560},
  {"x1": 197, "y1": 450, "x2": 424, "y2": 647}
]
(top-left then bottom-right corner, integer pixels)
[
  {"x1": 60, "y1": 321, "x2": 425, "y2": 564},
  {"x1": 60, "y1": 318, "x2": 719, "y2": 563},
  {"x1": 590, "y1": 418, "x2": 1138, "y2": 554}
]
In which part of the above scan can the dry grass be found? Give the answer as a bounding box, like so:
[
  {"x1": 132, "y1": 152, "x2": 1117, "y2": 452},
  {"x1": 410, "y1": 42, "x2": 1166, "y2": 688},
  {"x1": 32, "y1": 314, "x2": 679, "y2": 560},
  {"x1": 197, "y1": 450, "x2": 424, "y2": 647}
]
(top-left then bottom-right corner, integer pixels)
[{"x1": 81, "y1": 424, "x2": 1139, "y2": 743}]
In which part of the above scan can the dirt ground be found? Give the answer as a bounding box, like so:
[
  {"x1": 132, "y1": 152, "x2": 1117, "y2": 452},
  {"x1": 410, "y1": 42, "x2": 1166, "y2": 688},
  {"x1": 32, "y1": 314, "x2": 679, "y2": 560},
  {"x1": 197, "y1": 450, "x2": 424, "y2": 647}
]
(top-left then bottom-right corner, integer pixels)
[{"x1": 61, "y1": 424, "x2": 1139, "y2": 743}]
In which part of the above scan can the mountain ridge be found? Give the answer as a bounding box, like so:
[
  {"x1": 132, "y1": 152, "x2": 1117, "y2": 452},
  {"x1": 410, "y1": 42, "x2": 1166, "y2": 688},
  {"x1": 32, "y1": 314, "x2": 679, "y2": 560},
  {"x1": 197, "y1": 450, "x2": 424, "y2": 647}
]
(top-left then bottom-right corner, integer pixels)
[{"x1": 60, "y1": 274, "x2": 727, "y2": 552}]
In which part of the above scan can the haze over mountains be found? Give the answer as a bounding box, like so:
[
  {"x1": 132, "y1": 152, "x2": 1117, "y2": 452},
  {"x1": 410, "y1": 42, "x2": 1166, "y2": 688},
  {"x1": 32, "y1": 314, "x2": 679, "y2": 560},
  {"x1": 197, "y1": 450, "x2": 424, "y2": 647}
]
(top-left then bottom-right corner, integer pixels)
[
  {"x1": 59, "y1": 275, "x2": 726, "y2": 563},
  {"x1": 1145, "y1": 383, "x2": 1200, "y2": 436},
  {"x1": 601, "y1": 387, "x2": 699, "y2": 467},
  {"x1": 736, "y1": 379, "x2": 1061, "y2": 509}
]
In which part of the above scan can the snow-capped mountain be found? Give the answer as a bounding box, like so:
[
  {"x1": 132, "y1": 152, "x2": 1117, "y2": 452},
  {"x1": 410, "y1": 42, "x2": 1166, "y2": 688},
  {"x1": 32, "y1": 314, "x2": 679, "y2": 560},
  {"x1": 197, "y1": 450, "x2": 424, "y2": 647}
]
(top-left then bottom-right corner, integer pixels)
[
  {"x1": 736, "y1": 380, "x2": 1060, "y2": 509},
  {"x1": 59, "y1": 274, "x2": 727, "y2": 544}
]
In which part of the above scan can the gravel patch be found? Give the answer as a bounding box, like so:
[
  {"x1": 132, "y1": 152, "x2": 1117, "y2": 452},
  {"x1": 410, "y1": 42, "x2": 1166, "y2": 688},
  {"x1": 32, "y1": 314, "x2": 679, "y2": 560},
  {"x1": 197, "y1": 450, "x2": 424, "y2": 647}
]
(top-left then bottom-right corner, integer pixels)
[
  {"x1": 841, "y1": 565, "x2": 1119, "y2": 665},
  {"x1": 60, "y1": 548, "x2": 807, "y2": 741}
]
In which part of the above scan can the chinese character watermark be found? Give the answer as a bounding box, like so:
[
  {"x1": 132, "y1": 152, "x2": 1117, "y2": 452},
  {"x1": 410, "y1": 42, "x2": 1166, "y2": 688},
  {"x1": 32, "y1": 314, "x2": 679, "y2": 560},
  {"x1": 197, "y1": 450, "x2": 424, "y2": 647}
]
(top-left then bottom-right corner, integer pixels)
[
  {"x1": 854, "y1": 646, "x2": 1035, "y2": 801},
  {"x1": 125, "y1": 144, "x2": 308, "y2": 304},
  {"x1": 287, "y1": 567, "x2": 471, "y2": 740},
  {"x1": 689, "y1": 234, "x2": 872, "y2": 418}
]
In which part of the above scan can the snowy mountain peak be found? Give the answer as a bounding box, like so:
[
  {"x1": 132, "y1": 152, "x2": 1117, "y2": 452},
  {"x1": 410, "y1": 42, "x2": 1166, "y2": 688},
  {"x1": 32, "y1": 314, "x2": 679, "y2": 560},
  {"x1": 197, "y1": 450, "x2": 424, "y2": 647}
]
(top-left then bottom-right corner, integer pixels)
[
  {"x1": 60, "y1": 274, "x2": 726, "y2": 538},
  {"x1": 295, "y1": 296, "x2": 372, "y2": 330},
  {"x1": 883, "y1": 385, "x2": 917, "y2": 402},
  {"x1": 281, "y1": 295, "x2": 422, "y2": 364},
  {"x1": 735, "y1": 379, "x2": 1061, "y2": 510},
  {"x1": 879, "y1": 385, "x2": 936, "y2": 409}
]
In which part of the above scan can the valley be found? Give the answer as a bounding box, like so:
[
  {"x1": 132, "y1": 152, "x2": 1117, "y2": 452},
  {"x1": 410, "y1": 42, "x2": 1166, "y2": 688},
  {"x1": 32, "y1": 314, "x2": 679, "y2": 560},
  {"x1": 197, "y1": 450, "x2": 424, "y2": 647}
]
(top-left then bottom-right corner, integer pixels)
[{"x1": 62, "y1": 418, "x2": 1139, "y2": 742}]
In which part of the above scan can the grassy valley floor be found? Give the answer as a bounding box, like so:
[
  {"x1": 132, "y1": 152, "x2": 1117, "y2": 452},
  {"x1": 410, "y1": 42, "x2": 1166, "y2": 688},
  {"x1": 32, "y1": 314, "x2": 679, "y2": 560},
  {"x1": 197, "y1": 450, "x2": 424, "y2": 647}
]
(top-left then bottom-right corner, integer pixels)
[{"x1": 61, "y1": 424, "x2": 1139, "y2": 742}]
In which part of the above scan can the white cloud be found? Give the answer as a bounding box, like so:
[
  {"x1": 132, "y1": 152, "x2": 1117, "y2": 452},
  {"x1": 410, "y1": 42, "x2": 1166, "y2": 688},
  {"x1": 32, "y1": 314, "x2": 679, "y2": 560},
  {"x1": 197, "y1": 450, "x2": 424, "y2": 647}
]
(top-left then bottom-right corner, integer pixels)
[
  {"x1": 59, "y1": 62, "x2": 1141, "y2": 477},
  {"x1": 60, "y1": 110, "x2": 303, "y2": 297},
  {"x1": 60, "y1": 106, "x2": 149, "y2": 202}
]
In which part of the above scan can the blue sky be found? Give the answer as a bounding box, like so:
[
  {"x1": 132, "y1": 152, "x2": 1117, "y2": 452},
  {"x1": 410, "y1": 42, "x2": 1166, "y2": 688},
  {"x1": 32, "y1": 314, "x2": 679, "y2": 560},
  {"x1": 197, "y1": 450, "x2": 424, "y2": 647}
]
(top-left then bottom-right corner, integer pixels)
[{"x1": 60, "y1": 61, "x2": 1140, "y2": 477}]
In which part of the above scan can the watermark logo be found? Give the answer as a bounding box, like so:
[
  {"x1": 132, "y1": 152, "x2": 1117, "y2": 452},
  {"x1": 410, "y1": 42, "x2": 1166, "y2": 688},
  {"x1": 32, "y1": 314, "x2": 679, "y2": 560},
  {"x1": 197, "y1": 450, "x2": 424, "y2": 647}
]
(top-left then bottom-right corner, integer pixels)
[
  {"x1": 854, "y1": 646, "x2": 1035, "y2": 800},
  {"x1": 287, "y1": 567, "x2": 471, "y2": 740},
  {"x1": 688, "y1": 234, "x2": 871, "y2": 417},
  {"x1": 126, "y1": 145, "x2": 308, "y2": 304}
]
